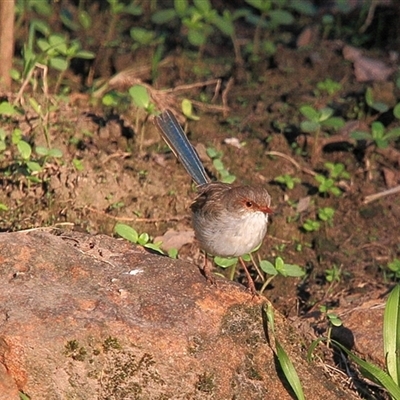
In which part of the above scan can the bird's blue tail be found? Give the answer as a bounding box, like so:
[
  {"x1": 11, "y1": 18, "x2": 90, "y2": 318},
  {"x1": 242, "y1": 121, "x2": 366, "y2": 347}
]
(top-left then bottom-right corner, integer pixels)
[{"x1": 155, "y1": 110, "x2": 210, "y2": 186}]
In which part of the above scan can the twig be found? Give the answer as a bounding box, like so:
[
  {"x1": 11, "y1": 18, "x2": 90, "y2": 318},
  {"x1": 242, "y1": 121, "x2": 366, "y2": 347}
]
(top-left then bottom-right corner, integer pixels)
[
  {"x1": 363, "y1": 185, "x2": 400, "y2": 204},
  {"x1": 265, "y1": 151, "x2": 316, "y2": 176}
]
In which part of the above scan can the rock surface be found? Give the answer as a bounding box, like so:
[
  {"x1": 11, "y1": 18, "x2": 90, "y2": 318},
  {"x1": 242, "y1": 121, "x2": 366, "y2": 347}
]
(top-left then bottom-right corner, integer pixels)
[{"x1": 0, "y1": 230, "x2": 356, "y2": 399}]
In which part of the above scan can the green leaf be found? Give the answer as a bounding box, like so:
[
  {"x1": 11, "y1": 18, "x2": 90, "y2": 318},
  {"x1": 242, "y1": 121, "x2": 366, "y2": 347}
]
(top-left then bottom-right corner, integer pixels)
[
  {"x1": 0, "y1": 203, "x2": 9, "y2": 211},
  {"x1": 187, "y1": 29, "x2": 206, "y2": 46},
  {"x1": 384, "y1": 284, "x2": 400, "y2": 385},
  {"x1": 174, "y1": 0, "x2": 188, "y2": 16},
  {"x1": 214, "y1": 256, "x2": 238, "y2": 268},
  {"x1": 394, "y1": 103, "x2": 400, "y2": 119},
  {"x1": 318, "y1": 107, "x2": 334, "y2": 121},
  {"x1": 281, "y1": 264, "x2": 305, "y2": 277},
  {"x1": 75, "y1": 50, "x2": 95, "y2": 59},
  {"x1": 144, "y1": 242, "x2": 164, "y2": 254},
  {"x1": 138, "y1": 232, "x2": 150, "y2": 245},
  {"x1": 27, "y1": 161, "x2": 42, "y2": 172},
  {"x1": 321, "y1": 117, "x2": 345, "y2": 130},
  {"x1": 194, "y1": 0, "x2": 211, "y2": 13},
  {"x1": 333, "y1": 340, "x2": 400, "y2": 399},
  {"x1": 48, "y1": 148, "x2": 63, "y2": 158},
  {"x1": 49, "y1": 57, "x2": 69, "y2": 71},
  {"x1": 152, "y1": 9, "x2": 177, "y2": 24},
  {"x1": 300, "y1": 105, "x2": 319, "y2": 122},
  {"x1": 213, "y1": 158, "x2": 224, "y2": 171},
  {"x1": 78, "y1": 10, "x2": 92, "y2": 29},
  {"x1": 265, "y1": 304, "x2": 305, "y2": 400},
  {"x1": 114, "y1": 223, "x2": 138, "y2": 243},
  {"x1": 73, "y1": 158, "x2": 84, "y2": 171},
  {"x1": 371, "y1": 101, "x2": 389, "y2": 113},
  {"x1": 269, "y1": 9, "x2": 294, "y2": 26},
  {"x1": 35, "y1": 146, "x2": 49, "y2": 156},
  {"x1": 128, "y1": 85, "x2": 150, "y2": 109},
  {"x1": 181, "y1": 99, "x2": 199, "y2": 120},
  {"x1": 365, "y1": 87, "x2": 374, "y2": 107},
  {"x1": 168, "y1": 248, "x2": 178, "y2": 259},
  {"x1": 260, "y1": 260, "x2": 278, "y2": 275},
  {"x1": 300, "y1": 120, "x2": 319, "y2": 133},
  {"x1": 350, "y1": 131, "x2": 372, "y2": 141},
  {"x1": 0, "y1": 101, "x2": 17, "y2": 116},
  {"x1": 17, "y1": 140, "x2": 32, "y2": 160}
]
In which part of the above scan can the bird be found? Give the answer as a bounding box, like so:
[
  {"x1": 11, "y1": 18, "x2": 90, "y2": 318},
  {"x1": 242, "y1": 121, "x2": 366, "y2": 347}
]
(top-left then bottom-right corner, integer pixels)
[{"x1": 154, "y1": 109, "x2": 272, "y2": 293}]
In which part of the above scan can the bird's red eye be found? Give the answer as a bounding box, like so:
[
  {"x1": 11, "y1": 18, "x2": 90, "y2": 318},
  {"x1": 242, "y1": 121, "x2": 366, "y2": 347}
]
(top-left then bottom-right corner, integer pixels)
[{"x1": 245, "y1": 201, "x2": 253, "y2": 208}]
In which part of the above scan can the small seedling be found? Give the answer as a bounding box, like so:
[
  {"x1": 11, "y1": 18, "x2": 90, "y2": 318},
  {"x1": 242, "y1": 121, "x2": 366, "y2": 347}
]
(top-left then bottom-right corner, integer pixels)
[
  {"x1": 315, "y1": 78, "x2": 342, "y2": 97},
  {"x1": 315, "y1": 162, "x2": 349, "y2": 197},
  {"x1": 351, "y1": 121, "x2": 400, "y2": 149},
  {"x1": 206, "y1": 147, "x2": 236, "y2": 184},
  {"x1": 318, "y1": 207, "x2": 335, "y2": 226},
  {"x1": 259, "y1": 256, "x2": 304, "y2": 294},
  {"x1": 386, "y1": 258, "x2": 400, "y2": 281},
  {"x1": 274, "y1": 174, "x2": 300, "y2": 190},
  {"x1": 325, "y1": 264, "x2": 341, "y2": 283},
  {"x1": 114, "y1": 223, "x2": 163, "y2": 254},
  {"x1": 302, "y1": 219, "x2": 320, "y2": 232}
]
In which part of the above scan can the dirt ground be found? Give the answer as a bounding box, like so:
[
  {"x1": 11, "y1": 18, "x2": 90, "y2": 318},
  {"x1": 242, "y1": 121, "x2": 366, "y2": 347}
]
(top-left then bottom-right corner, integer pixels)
[{"x1": 1, "y1": 2, "x2": 400, "y2": 396}]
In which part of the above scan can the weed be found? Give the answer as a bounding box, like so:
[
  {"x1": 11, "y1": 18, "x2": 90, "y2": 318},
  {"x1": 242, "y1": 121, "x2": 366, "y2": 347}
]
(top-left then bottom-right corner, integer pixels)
[
  {"x1": 206, "y1": 147, "x2": 236, "y2": 184},
  {"x1": 114, "y1": 223, "x2": 163, "y2": 254},
  {"x1": 302, "y1": 219, "x2": 320, "y2": 232},
  {"x1": 300, "y1": 105, "x2": 345, "y2": 162},
  {"x1": 351, "y1": 121, "x2": 400, "y2": 149},
  {"x1": 314, "y1": 162, "x2": 350, "y2": 197},
  {"x1": 325, "y1": 264, "x2": 342, "y2": 283},
  {"x1": 259, "y1": 256, "x2": 304, "y2": 294},
  {"x1": 318, "y1": 207, "x2": 335, "y2": 226},
  {"x1": 274, "y1": 174, "x2": 300, "y2": 190},
  {"x1": 315, "y1": 78, "x2": 342, "y2": 97}
]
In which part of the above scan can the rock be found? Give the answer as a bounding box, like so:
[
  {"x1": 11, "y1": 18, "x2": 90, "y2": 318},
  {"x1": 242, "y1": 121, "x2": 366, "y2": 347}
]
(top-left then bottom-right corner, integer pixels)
[{"x1": 0, "y1": 230, "x2": 355, "y2": 399}]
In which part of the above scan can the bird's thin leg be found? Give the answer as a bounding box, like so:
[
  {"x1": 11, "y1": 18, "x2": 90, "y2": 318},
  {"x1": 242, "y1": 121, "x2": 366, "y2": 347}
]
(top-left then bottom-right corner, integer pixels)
[
  {"x1": 201, "y1": 253, "x2": 216, "y2": 285},
  {"x1": 239, "y1": 257, "x2": 257, "y2": 295}
]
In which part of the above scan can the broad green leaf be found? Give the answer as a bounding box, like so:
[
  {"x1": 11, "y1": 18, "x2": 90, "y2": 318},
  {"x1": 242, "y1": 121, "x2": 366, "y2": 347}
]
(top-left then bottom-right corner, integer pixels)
[
  {"x1": 48, "y1": 148, "x2": 63, "y2": 158},
  {"x1": 350, "y1": 131, "x2": 371, "y2": 140},
  {"x1": 27, "y1": 161, "x2": 42, "y2": 172},
  {"x1": 214, "y1": 256, "x2": 238, "y2": 268},
  {"x1": 319, "y1": 107, "x2": 334, "y2": 121},
  {"x1": 188, "y1": 29, "x2": 206, "y2": 46},
  {"x1": 300, "y1": 121, "x2": 319, "y2": 132},
  {"x1": 138, "y1": 232, "x2": 150, "y2": 245},
  {"x1": 17, "y1": 140, "x2": 32, "y2": 160},
  {"x1": 129, "y1": 85, "x2": 150, "y2": 109},
  {"x1": 394, "y1": 103, "x2": 400, "y2": 119},
  {"x1": 0, "y1": 203, "x2": 8, "y2": 211},
  {"x1": 152, "y1": 9, "x2": 177, "y2": 24},
  {"x1": 50, "y1": 57, "x2": 69, "y2": 71},
  {"x1": 144, "y1": 242, "x2": 164, "y2": 254},
  {"x1": 75, "y1": 50, "x2": 95, "y2": 59},
  {"x1": 114, "y1": 223, "x2": 138, "y2": 243},
  {"x1": 174, "y1": 0, "x2": 188, "y2": 16},
  {"x1": 269, "y1": 9, "x2": 294, "y2": 26},
  {"x1": 384, "y1": 284, "x2": 400, "y2": 385},
  {"x1": 35, "y1": 146, "x2": 49, "y2": 156},
  {"x1": 213, "y1": 158, "x2": 224, "y2": 171},
  {"x1": 78, "y1": 10, "x2": 92, "y2": 29},
  {"x1": 181, "y1": 98, "x2": 199, "y2": 120},
  {"x1": 0, "y1": 101, "x2": 17, "y2": 115},
  {"x1": 260, "y1": 260, "x2": 278, "y2": 275},
  {"x1": 371, "y1": 101, "x2": 389, "y2": 113},
  {"x1": 300, "y1": 105, "x2": 319, "y2": 122},
  {"x1": 281, "y1": 264, "x2": 305, "y2": 277}
]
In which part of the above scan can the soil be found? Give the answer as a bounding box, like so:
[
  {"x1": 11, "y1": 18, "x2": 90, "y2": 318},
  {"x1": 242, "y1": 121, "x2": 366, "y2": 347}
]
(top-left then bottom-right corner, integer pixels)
[{"x1": 1, "y1": 3, "x2": 400, "y2": 398}]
